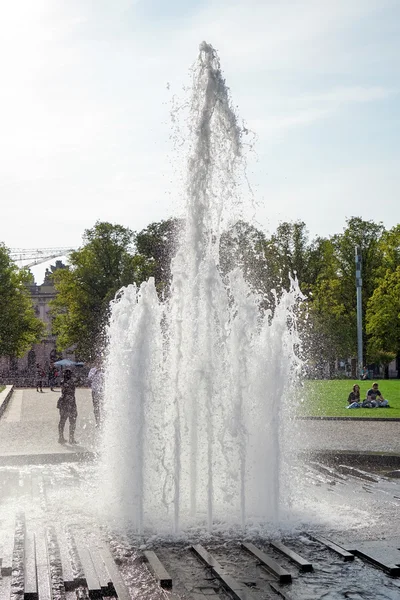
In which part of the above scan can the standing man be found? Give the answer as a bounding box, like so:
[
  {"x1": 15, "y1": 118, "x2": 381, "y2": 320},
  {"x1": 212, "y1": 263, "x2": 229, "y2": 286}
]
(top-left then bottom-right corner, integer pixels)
[
  {"x1": 88, "y1": 364, "x2": 104, "y2": 427},
  {"x1": 36, "y1": 363, "x2": 45, "y2": 392},
  {"x1": 48, "y1": 362, "x2": 58, "y2": 391},
  {"x1": 57, "y1": 369, "x2": 78, "y2": 444}
]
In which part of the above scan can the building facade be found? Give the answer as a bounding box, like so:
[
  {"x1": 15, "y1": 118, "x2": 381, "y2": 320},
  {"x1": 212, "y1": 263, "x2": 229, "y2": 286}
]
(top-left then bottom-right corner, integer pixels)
[{"x1": 0, "y1": 272, "x2": 74, "y2": 385}]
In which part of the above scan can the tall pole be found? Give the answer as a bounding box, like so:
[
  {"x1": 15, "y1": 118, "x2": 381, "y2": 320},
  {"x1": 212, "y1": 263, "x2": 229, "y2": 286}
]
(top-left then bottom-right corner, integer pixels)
[{"x1": 355, "y1": 246, "x2": 363, "y2": 378}]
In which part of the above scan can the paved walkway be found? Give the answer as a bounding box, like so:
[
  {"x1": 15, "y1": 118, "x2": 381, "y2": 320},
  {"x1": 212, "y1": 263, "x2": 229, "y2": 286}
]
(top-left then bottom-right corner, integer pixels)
[
  {"x1": 0, "y1": 387, "x2": 97, "y2": 463},
  {"x1": 1, "y1": 388, "x2": 400, "y2": 464},
  {"x1": 294, "y1": 419, "x2": 400, "y2": 454}
]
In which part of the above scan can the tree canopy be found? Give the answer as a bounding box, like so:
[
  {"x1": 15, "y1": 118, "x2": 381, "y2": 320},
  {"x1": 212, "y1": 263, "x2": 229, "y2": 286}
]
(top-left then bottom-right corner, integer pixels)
[
  {"x1": 3, "y1": 213, "x2": 400, "y2": 376},
  {"x1": 366, "y1": 266, "x2": 400, "y2": 362},
  {"x1": 51, "y1": 221, "x2": 154, "y2": 360},
  {"x1": 135, "y1": 218, "x2": 182, "y2": 295},
  {"x1": 365, "y1": 225, "x2": 400, "y2": 366},
  {"x1": 0, "y1": 244, "x2": 45, "y2": 357}
]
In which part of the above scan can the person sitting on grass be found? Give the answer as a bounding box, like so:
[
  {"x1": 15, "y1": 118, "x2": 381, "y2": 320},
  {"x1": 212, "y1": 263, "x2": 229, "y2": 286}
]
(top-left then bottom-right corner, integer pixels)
[
  {"x1": 347, "y1": 384, "x2": 362, "y2": 408},
  {"x1": 366, "y1": 382, "x2": 389, "y2": 408}
]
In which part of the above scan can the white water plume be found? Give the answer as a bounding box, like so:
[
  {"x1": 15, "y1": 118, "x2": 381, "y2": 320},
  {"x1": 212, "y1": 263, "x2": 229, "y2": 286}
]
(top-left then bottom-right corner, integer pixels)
[{"x1": 101, "y1": 42, "x2": 303, "y2": 534}]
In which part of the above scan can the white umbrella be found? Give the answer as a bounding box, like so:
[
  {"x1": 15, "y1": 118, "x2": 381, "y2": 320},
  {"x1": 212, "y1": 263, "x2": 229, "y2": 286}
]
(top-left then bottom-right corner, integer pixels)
[{"x1": 54, "y1": 359, "x2": 84, "y2": 367}]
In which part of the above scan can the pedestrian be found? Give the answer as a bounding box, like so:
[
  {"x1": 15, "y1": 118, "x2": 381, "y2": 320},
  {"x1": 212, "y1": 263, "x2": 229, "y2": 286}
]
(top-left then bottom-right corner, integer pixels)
[
  {"x1": 36, "y1": 363, "x2": 45, "y2": 392},
  {"x1": 88, "y1": 364, "x2": 104, "y2": 427},
  {"x1": 48, "y1": 362, "x2": 58, "y2": 391},
  {"x1": 57, "y1": 369, "x2": 78, "y2": 444}
]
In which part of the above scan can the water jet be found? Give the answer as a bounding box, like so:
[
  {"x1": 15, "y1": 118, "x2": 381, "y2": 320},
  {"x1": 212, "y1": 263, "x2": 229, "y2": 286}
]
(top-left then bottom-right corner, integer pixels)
[{"x1": 101, "y1": 42, "x2": 302, "y2": 535}]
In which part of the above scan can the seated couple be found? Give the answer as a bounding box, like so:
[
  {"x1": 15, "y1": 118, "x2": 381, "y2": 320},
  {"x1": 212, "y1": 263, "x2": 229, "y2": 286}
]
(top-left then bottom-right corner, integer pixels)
[{"x1": 347, "y1": 382, "x2": 389, "y2": 409}]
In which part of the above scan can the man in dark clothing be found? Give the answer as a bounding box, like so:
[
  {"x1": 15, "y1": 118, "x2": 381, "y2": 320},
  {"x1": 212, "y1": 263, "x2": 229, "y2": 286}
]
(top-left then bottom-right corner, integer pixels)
[
  {"x1": 48, "y1": 363, "x2": 58, "y2": 391},
  {"x1": 57, "y1": 369, "x2": 78, "y2": 444},
  {"x1": 36, "y1": 363, "x2": 44, "y2": 392},
  {"x1": 366, "y1": 382, "x2": 389, "y2": 407}
]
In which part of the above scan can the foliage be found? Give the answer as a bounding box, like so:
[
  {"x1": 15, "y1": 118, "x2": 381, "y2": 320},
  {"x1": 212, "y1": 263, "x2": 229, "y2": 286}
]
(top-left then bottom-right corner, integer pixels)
[
  {"x1": 330, "y1": 216, "x2": 384, "y2": 316},
  {"x1": 45, "y1": 213, "x2": 400, "y2": 374},
  {"x1": 261, "y1": 221, "x2": 312, "y2": 296},
  {"x1": 308, "y1": 277, "x2": 355, "y2": 360},
  {"x1": 366, "y1": 265, "x2": 400, "y2": 360},
  {"x1": 303, "y1": 218, "x2": 385, "y2": 365},
  {"x1": 365, "y1": 225, "x2": 400, "y2": 363},
  {"x1": 369, "y1": 350, "x2": 397, "y2": 367},
  {"x1": 0, "y1": 243, "x2": 45, "y2": 357},
  {"x1": 220, "y1": 220, "x2": 268, "y2": 294},
  {"x1": 374, "y1": 224, "x2": 400, "y2": 275},
  {"x1": 51, "y1": 221, "x2": 154, "y2": 360},
  {"x1": 135, "y1": 218, "x2": 182, "y2": 295}
]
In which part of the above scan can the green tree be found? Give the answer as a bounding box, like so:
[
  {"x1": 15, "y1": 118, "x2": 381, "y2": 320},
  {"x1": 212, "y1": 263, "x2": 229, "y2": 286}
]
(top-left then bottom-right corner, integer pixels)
[
  {"x1": 260, "y1": 221, "x2": 320, "y2": 301},
  {"x1": 376, "y1": 224, "x2": 400, "y2": 275},
  {"x1": 366, "y1": 266, "x2": 400, "y2": 365},
  {"x1": 366, "y1": 226, "x2": 400, "y2": 373},
  {"x1": 305, "y1": 217, "x2": 385, "y2": 367},
  {"x1": 135, "y1": 218, "x2": 182, "y2": 294},
  {"x1": 331, "y1": 216, "x2": 384, "y2": 312},
  {"x1": 0, "y1": 243, "x2": 45, "y2": 357},
  {"x1": 299, "y1": 237, "x2": 353, "y2": 367},
  {"x1": 51, "y1": 222, "x2": 154, "y2": 360},
  {"x1": 220, "y1": 220, "x2": 268, "y2": 293}
]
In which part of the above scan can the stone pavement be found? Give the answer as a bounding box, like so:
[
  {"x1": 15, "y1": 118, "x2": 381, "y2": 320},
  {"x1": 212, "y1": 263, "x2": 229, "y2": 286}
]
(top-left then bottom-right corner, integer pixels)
[
  {"x1": 1, "y1": 389, "x2": 400, "y2": 599},
  {"x1": 0, "y1": 387, "x2": 97, "y2": 464},
  {"x1": 297, "y1": 419, "x2": 400, "y2": 454},
  {"x1": 1, "y1": 388, "x2": 400, "y2": 465}
]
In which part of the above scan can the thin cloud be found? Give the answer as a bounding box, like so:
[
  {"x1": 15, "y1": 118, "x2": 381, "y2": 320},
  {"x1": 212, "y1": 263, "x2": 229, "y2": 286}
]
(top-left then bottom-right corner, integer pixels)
[
  {"x1": 246, "y1": 86, "x2": 393, "y2": 136},
  {"x1": 0, "y1": 0, "x2": 398, "y2": 250}
]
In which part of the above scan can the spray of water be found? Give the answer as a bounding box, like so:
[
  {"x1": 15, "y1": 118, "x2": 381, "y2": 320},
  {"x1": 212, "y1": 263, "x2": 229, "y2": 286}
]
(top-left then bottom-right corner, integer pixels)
[{"x1": 101, "y1": 42, "x2": 303, "y2": 535}]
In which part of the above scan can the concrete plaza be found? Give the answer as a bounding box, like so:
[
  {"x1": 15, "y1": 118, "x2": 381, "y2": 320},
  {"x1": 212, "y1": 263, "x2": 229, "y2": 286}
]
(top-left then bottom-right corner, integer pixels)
[
  {"x1": 0, "y1": 387, "x2": 97, "y2": 464},
  {"x1": 1, "y1": 388, "x2": 400, "y2": 464}
]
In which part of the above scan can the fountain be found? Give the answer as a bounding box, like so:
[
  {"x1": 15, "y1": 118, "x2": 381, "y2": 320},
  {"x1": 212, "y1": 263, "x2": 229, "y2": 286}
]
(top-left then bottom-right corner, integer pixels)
[{"x1": 101, "y1": 42, "x2": 303, "y2": 535}]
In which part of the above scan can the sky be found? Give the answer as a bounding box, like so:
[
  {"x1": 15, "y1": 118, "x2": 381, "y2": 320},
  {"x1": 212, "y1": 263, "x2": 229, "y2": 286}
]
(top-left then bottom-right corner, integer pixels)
[{"x1": 1, "y1": 0, "x2": 399, "y2": 282}]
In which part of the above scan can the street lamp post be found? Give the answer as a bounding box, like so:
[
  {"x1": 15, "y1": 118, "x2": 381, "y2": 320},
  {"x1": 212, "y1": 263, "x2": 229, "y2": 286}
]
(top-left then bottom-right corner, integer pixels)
[{"x1": 355, "y1": 246, "x2": 363, "y2": 378}]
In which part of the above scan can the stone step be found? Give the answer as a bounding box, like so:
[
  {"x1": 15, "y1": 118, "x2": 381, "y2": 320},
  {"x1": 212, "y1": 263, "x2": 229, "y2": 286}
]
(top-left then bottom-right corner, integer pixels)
[
  {"x1": 270, "y1": 541, "x2": 313, "y2": 572},
  {"x1": 242, "y1": 543, "x2": 292, "y2": 583},
  {"x1": 88, "y1": 548, "x2": 113, "y2": 594},
  {"x1": 24, "y1": 531, "x2": 37, "y2": 600},
  {"x1": 11, "y1": 513, "x2": 26, "y2": 600},
  {"x1": 35, "y1": 529, "x2": 52, "y2": 600},
  {"x1": 75, "y1": 543, "x2": 102, "y2": 599},
  {"x1": 1, "y1": 517, "x2": 16, "y2": 576},
  {"x1": 98, "y1": 545, "x2": 131, "y2": 600},
  {"x1": 192, "y1": 544, "x2": 258, "y2": 600},
  {"x1": 310, "y1": 536, "x2": 354, "y2": 561},
  {"x1": 143, "y1": 550, "x2": 172, "y2": 589}
]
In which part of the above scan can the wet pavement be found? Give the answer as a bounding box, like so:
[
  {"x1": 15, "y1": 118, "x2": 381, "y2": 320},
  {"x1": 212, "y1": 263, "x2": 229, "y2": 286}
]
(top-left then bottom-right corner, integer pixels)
[
  {"x1": 2, "y1": 458, "x2": 400, "y2": 599},
  {"x1": 1, "y1": 389, "x2": 400, "y2": 599}
]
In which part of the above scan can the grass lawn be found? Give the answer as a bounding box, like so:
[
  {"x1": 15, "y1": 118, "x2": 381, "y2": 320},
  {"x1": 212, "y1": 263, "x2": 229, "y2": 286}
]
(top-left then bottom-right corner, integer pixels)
[
  {"x1": 0, "y1": 385, "x2": 5, "y2": 394},
  {"x1": 298, "y1": 379, "x2": 400, "y2": 418}
]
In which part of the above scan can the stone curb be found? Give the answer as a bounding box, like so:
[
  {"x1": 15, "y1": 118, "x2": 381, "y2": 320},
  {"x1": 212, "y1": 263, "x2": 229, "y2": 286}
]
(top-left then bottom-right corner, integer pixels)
[
  {"x1": 0, "y1": 385, "x2": 14, "y2": 419},
  {"x1": 0, "y1": 450, "x2": 97, "y2": 467},
  {"x1": 303, "y1": 449, "x2": 400, "y2": 468},
  {"x1": 298, "y1": 416, "x2": 400, "y2": 422}
]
